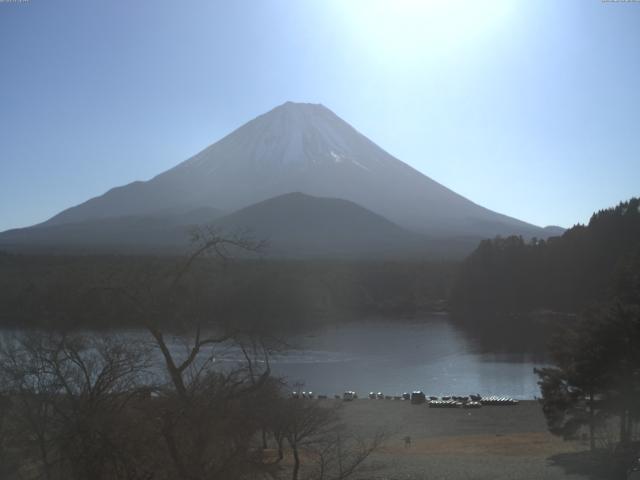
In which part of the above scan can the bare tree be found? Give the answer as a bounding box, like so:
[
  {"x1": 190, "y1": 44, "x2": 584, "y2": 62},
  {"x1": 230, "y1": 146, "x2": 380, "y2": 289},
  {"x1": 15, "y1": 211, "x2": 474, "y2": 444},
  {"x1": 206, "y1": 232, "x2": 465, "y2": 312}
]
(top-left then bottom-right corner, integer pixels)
[
  {"x1": 0, "y1": 332, "x2": 152, "y2": 480},
  {"x1": 309, "y1": 429, "x2": 386, "y2": 480},
  {"x1": 0, "y1": 381, "x2": 18, "y2": 479},
  {"x1": 0, "y1": 227, "x2": 385, "y2": 480},
  {"x1": 280, "y1": 399, "x2": 337, "y2": 480},
  {"x1": 272, "y1": 397, "x2": 385, "y2": 480},
  {"x1": 89, "y1": 227, "x2": 290, "y2": 480}
]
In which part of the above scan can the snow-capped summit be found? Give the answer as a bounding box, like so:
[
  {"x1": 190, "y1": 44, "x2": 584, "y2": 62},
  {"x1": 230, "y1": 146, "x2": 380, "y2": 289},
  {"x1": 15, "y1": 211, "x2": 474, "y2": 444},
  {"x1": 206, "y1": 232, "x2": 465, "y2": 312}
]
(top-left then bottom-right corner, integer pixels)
[
  {"x1": 39, "y1": 101, "x2": 544, "y2": 239},
  {"x1": 176, "y1": 101, "x2": 383, "y2": 173}
]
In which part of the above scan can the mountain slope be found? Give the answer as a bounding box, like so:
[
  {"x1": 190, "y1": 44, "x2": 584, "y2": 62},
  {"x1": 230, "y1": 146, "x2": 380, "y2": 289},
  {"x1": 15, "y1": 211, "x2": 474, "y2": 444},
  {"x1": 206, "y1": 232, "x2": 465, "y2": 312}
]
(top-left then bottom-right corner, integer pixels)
[
  {"x1": 0, "y1": 193, "x2": 434, "y2": 257},
  {"x1": 0, "y1": 207, "x2": 223, "y2": 253},
  {"x1": 213, "y1": 192, "x2": 426, "y2": 257},
  {"x1": 39, "y1": 102, "x2": 546, "y2": 239}
]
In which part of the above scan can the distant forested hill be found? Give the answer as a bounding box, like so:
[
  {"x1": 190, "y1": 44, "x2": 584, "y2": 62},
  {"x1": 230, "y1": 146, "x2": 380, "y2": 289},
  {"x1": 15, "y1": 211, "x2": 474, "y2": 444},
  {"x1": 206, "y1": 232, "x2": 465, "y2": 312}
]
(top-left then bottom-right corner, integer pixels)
[
  {"x1": 451, "y1": 198, "x2": 640, "y2": 314},
  {"x1": 0, "y1": 253, "x2": 457, "y2": 330}
]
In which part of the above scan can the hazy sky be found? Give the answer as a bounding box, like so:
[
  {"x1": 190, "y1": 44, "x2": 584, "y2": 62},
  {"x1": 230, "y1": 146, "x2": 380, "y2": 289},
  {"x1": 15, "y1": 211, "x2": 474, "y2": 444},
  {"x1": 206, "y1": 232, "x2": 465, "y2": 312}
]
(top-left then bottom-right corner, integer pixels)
[{"x1": 1, "y1": 0, "x2": 638, "y2": 231}]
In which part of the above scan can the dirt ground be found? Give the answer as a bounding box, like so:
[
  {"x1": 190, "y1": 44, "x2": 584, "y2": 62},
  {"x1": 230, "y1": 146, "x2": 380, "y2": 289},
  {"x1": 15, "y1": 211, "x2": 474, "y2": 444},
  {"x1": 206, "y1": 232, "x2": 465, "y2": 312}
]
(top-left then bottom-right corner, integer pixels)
[{"x1": 330, "y1": 399, "x2": 597, "y2": 480}]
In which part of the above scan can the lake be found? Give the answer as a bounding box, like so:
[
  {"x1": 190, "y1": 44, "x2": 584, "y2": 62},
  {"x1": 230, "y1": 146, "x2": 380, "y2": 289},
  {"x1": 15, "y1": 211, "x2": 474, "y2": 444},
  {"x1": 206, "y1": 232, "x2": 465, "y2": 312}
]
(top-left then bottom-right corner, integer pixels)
[
  {"x1": 2, "y1": 315, "x2": 546, "y2": 399},
  {"x1": 217, "y1": 315, "x2": 547, "y2": 399}
]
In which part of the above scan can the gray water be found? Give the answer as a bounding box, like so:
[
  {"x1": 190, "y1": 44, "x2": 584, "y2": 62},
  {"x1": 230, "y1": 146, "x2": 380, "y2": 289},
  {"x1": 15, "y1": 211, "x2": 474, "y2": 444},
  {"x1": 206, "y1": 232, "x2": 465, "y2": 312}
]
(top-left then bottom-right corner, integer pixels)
[
  {"x1": 263, "y1": 316, "x2": 545, "y2": 400},
  {"x1": 1, "y1": 316, "x2": 546, "y2": 399}
]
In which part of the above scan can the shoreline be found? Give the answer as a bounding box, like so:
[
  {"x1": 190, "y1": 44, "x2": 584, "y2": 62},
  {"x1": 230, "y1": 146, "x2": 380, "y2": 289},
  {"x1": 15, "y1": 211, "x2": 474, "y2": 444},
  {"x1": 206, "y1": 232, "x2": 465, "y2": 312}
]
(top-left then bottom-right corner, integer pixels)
[{"x1": 327, "y1": 399, "x2": 591, "y2": 479}]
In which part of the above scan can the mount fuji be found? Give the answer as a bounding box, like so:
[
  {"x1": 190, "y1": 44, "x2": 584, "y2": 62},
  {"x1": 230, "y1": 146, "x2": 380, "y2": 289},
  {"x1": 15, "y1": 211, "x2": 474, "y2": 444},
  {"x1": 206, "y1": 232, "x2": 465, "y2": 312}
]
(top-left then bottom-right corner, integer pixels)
[{"x1": 0, "y1": 102, "x2": 554, "y2": 256}]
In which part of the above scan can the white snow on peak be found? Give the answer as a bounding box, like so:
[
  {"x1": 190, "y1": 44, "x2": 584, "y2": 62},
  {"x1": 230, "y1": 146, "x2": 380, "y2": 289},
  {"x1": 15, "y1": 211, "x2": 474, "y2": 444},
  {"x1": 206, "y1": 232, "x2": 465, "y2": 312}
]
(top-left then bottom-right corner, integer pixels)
[
  {"x1": 177, "y1": 101, "x2": 383, "y2": 176},
  {"x1": 351, "y1": 159, "x2": 371, "y2": 172}
]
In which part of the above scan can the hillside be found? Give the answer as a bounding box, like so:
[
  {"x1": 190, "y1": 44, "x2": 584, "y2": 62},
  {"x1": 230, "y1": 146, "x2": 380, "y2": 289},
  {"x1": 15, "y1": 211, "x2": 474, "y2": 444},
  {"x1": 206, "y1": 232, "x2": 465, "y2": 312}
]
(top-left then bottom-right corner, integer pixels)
[
  {"x1": 0, "y1": 207, "x2": 223, "y2": 253},
  {"x1": 213, "y1": 192, "x2": 426, "y2": 258},
  {"x1": 451, "y1": 197, "x2": 640, "y2": 313}
]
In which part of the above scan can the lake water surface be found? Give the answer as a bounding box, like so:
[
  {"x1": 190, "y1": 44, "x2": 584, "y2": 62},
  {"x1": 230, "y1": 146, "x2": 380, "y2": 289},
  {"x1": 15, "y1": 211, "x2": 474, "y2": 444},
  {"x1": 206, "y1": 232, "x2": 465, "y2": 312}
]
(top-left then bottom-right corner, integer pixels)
[
  {"x1": 2, "y1": 316, "x2": 546, "y2": 399},
  {"x1": 258, "y1": 316, "x2": 545, "y2": 399}
]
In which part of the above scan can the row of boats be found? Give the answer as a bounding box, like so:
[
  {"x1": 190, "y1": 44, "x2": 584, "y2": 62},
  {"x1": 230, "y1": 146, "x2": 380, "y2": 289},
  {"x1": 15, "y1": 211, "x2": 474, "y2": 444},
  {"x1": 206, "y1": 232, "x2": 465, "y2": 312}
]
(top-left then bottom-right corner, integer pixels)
[
  {"x1": 477, "y1": 395, "x2": 520, "y2": 406},
  {"x1": 290, "y1": 390, "x2": 519, "y2": 406},
  {"x1": 372, "y1": 391, "x2": 518, "y2": 406},
  {"x1": 428, "y1": 399, "x2": 482, "y2": 408}
]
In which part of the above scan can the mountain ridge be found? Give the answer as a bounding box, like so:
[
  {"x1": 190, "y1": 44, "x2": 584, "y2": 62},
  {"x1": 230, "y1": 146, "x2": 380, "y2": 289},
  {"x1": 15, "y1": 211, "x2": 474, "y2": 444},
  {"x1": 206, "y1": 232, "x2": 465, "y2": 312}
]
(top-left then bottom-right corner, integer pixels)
[
  {"x1": 0, "y1": 193, "x2": 445, "y2": 258},
  {"x1": 1, "y1": 101, "x2": 561, "y2": 257},
  {"x1": 39, "y1": 101, "x2": 545, "y2": 239}
]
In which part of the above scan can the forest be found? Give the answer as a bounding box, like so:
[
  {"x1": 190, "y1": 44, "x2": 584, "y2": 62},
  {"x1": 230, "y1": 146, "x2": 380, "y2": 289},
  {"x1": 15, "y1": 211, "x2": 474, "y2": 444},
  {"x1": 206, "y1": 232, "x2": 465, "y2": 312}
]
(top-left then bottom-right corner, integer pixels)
[
  {"x1": 0, "y1": 249, "x2": 457, "y2": 332},
  {"x1": 448, "y1": 198, "x2": 640, "y2": 466},
  {"x1": 451, "y1": 198, "x2": 640, "y2": 314}
]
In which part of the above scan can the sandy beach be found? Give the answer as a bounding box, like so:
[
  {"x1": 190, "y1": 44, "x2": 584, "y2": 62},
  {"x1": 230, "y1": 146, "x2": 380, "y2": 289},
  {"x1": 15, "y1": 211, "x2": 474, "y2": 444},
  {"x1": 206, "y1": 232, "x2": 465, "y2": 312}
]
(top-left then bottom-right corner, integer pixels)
[{"x1": 331, "y1": 399, "x2": 593, "y2": 479}]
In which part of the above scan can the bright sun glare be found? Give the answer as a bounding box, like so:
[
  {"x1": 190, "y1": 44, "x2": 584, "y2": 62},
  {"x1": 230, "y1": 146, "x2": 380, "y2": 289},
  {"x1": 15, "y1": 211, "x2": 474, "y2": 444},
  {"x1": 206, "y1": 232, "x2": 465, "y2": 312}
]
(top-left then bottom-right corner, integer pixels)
[{"x1": 333, "y1": 0, "x2": 515, "y2": 65}]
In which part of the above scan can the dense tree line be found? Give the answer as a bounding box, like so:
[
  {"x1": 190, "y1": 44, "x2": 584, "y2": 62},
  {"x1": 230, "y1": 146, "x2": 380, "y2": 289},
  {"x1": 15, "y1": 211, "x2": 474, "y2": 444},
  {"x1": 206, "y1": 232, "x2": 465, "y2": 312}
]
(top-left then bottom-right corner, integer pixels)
[
  {"x1": 498, "y1": 200, "x2": 640, "y2": 473},
  {"x1": 0, "y1": 252, "x2": 457, "y2": 331},
  {"x1": 451, "y1": 197, "x2": 640, "y2": 314}
]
